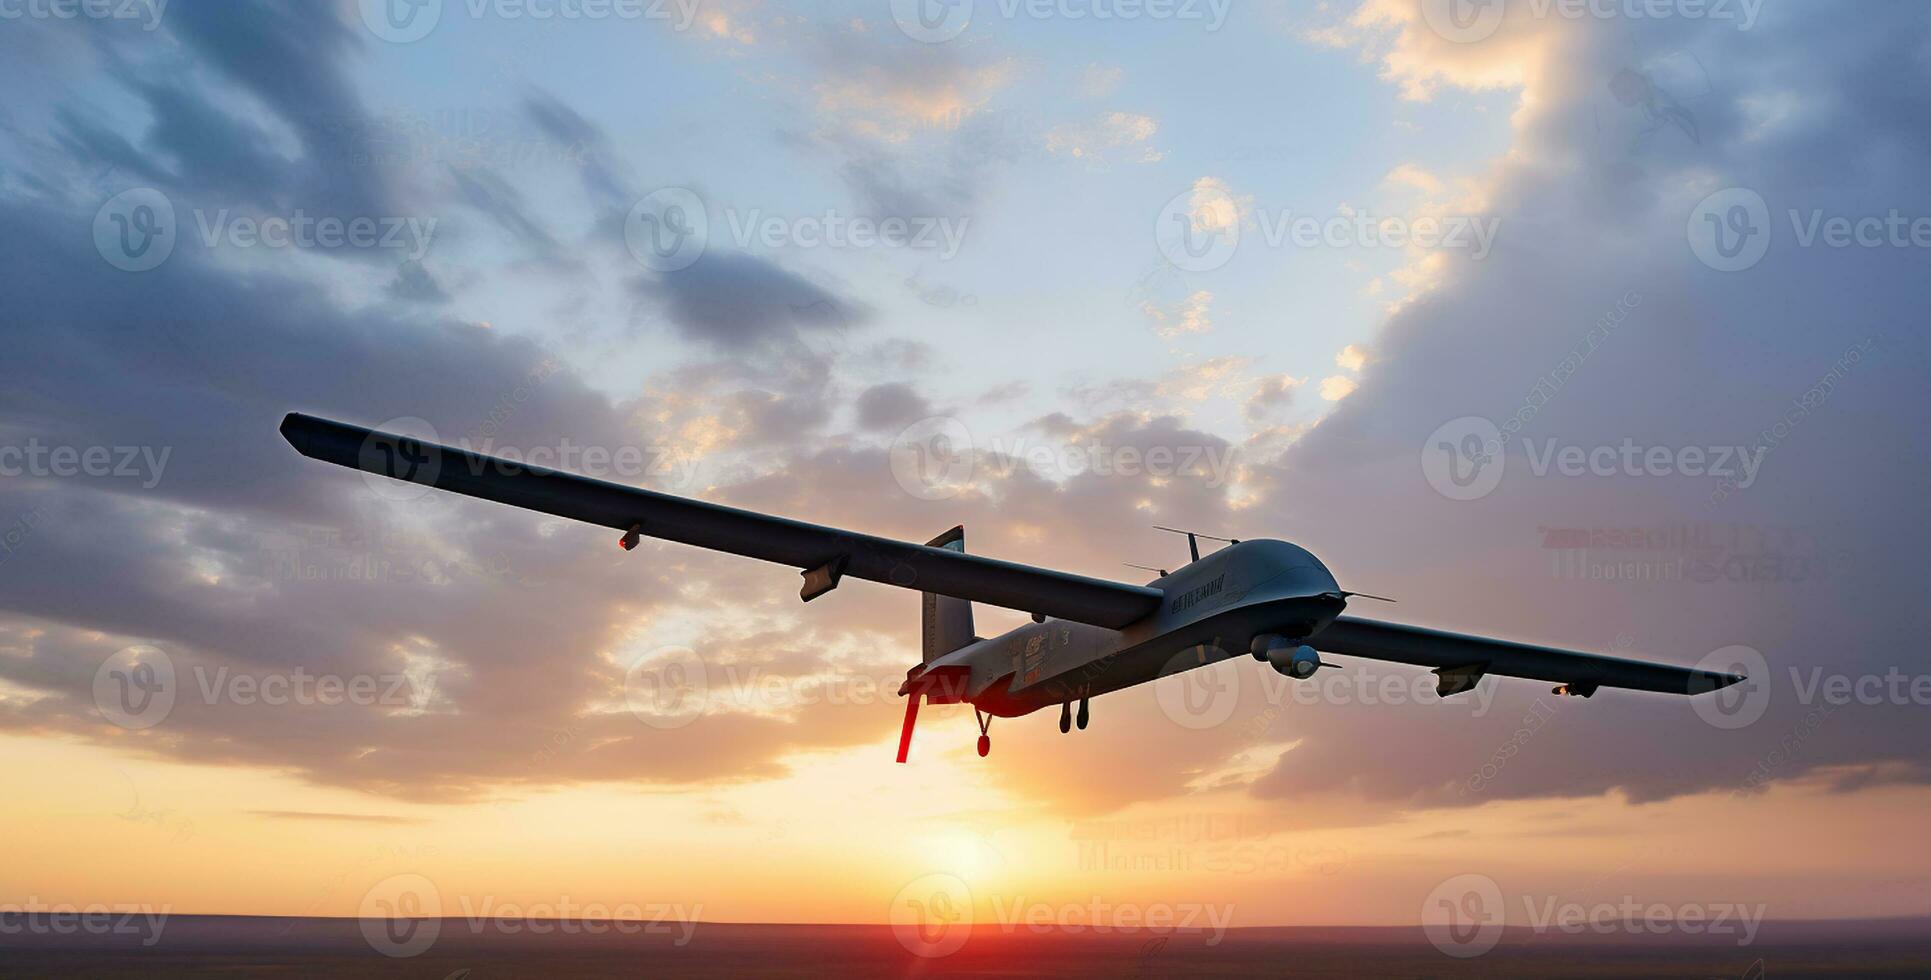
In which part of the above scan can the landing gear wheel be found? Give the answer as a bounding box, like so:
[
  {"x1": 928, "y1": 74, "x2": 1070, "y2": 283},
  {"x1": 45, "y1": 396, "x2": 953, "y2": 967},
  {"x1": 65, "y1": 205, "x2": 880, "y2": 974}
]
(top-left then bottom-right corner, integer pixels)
[
  {"x1": 977, "y1": 734, "x2": 990, "y2": 757},
  {"x1": 1059, "y1": 702, "x2": 1072, "y2": 733},
  {"x1": 974, "y1": 707, "x2": 993, "y2": 757},
  {"x1": 1076, "y1": 696, "x2": 1090, "y2": 731}
]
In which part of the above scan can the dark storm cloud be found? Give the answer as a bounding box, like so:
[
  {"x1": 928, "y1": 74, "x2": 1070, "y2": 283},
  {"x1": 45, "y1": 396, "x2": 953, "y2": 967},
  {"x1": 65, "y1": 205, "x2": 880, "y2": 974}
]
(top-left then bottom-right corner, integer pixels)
[
  {"x1": 50, "y1": 105, "x2": 170, "y2": 186},
  {"x1": 0, "y1": 183, "x2": 891, "y2": 800},
  {"x1": 0, "y1": 6, "x2": 913, "y2": 800},
  {"x1": 1241, "y1": 3, "x2": 1931, "y2": 813},
  {"x1": 522, "y1": 89, "x2": 630, "y2": 209},
  {"x1": 630, "y1": 251, "x2": 872, "y2": 351},
  {"x1": 34, "y1": 2, "x2": 410, "y2": 256},
  {"x1": 160, "y1": 0, "x2": 397, "y2": 216},
  {"x1": 128, "y1": 80, "x2": 295, "y2": 203},
  {"x1": 450, "y1": 166, "x2": 570, "y2": 264},
  {"x1": 387, "y1": 259, "x2": 451, "y2": 304},
  {"x1": 853, "y1": 382, "x2": 934, "y2": 432}
]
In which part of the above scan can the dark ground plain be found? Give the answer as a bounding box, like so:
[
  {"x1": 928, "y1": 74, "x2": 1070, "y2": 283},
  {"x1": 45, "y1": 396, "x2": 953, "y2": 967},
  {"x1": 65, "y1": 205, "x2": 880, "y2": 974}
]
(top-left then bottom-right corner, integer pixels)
[{"x1": 2, "y1": 916, "x2": 1926, "y2": 978}]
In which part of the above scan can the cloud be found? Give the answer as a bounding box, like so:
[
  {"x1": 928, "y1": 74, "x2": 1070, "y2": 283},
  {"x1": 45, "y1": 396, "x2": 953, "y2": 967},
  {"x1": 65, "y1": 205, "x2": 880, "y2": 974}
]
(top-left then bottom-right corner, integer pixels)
[
  {"x1": 0, "y1": 181, "x2": 902, "y2": 800},
  {"x1": 1044, "y1": 112, "x2": 1164, "y2": 164},
  {"x1": 1244, "y1": 375, "x2": 1303, "y2": 424},
  {"x1": 1317, "y1": 376, "x2": 1358, "y2": 401},
  {"x1": 1142, "y1": 289, "x2": 1214, "y2": 339},
  {"x1": 247, "y1": 810, "x2": 424, "y2": 825},
  {"x1": 522, "y1": 89, "x2": 630, "y2": 209},
  {"x1": 1157, "y1": 357, "x2": 1253, "y2": 403},
  {"x1": 387, "y1": 260, "x2": 450, "y2": 304},
  {"x1": 1244, "y1": 1, "x2": 1931, "y2": 814},
  {"x1": 1343, "y1": 0, "x2": 1556, "y2": 101},
  {"x1": 1182, "y1": 176, "x2": 1246, "y2": 235},
  {"x1": 1076, "y1": 63, "x2": 1126, "y2": 99},
  {"x1": 807, "y1": 32, "x2": 1018, "y2": 137},
  {"x1": 631, "y1": 251, "x2": 871, "y2": 353},
  {"x1": 4, "y1": 0, "x2": 1926, "y2": 837},
  {"x1": 853, "y1": 383, "x2": 935, "y2": 432},
  {"x1": 450, "y1": 166, "x2": 570, "y2": 264}
]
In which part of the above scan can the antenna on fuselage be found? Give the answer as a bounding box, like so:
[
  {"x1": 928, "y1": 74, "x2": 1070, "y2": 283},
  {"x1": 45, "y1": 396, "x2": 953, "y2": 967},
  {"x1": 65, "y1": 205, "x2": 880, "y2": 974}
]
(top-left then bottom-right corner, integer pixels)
[
  {"x1": 1151, "y1": 526, "x2": 1240, "y2": 564},
  {"x1": 1123, "y1": 562, "x2": 1170, "y2": 578}
]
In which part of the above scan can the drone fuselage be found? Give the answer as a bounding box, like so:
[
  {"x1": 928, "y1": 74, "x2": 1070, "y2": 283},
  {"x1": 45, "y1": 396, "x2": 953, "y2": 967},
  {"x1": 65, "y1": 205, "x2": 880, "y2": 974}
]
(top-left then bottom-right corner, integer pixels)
[{"x1": 924, "y1": 539, "x2": 1346, "y2": 718}]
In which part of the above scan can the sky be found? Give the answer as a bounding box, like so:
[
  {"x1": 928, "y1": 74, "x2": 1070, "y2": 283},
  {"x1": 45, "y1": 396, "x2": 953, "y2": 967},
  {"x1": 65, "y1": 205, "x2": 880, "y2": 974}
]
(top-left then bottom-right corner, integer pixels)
[{"x1": 1, "y1": 0, "x2": 1929, "y2": 948}]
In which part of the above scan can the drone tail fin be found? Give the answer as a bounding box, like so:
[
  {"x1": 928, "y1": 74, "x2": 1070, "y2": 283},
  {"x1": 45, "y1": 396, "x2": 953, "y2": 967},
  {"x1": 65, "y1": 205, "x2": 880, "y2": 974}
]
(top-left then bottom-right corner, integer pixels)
[{"x1": 922, "y1": 526, "x2": 976, "y2": 663}]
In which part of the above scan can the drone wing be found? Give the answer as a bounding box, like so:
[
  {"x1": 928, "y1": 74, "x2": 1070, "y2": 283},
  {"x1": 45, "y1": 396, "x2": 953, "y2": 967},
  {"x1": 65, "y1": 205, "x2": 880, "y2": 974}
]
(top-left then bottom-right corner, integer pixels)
[
  {"x1": 279, "y1": 413, "x2": 1163, "y2": 628},
  {"x1": 1310, "y1": 615, "x2": 1744, "y2": 696}
]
